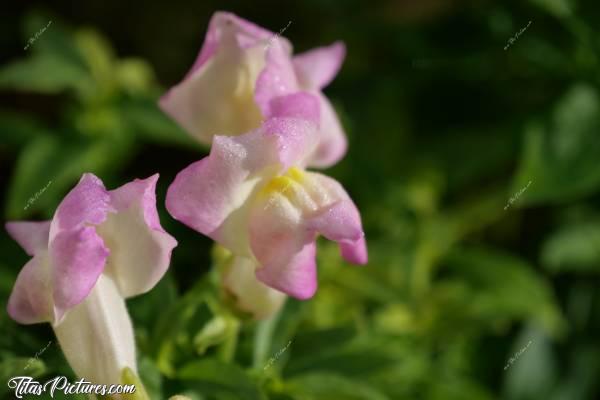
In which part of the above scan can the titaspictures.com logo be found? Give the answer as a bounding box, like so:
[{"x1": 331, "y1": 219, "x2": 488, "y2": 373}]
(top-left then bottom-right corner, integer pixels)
[{"x1": 7, "y1": 376, "x2": 136, "y2": 398}]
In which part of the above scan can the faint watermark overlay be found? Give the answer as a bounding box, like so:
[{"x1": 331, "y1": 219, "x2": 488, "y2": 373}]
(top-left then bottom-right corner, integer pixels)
[
  {"x1": 24, "y1": 20, "x2": 52, "y2": 51},
  {"x1": 24, "y1": 180, "x2": 52, "y2": 210},
  {"x1": 504, "y1": 20, "x2": 532, "y2": 51},
  {"x1": 504, "y1": 180, "x2": 532, "y2": 211},
  {"x1": 264, "y1": 21, "x2": 292, "y2": 51},
  {"x1": 264, "y1": 340, "x2": 292, "y2": 370},
  {"x1": 24, "y1": 341, "x2": 52, "y2": 371},
  {"x1": 504, "y1": 340, "x2": 532, "y2": 370},
  {"x1": 8, "y1": 376, "x2": 135, "y2": 398}
]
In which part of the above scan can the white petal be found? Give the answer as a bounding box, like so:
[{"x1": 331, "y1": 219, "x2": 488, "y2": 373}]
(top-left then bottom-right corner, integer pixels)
[
  {"x1": 222, "y1": 256, "x2": 286, "y2": 319},
  {"x1": 159, "y1": 30, "x2": 265, "y2": 143},
  {"x1": 53, "y1": 274, "x2": 136, "y2": 386},
  {"x1": 96, "y1": 175, "x2": 177, "y2": 298}
]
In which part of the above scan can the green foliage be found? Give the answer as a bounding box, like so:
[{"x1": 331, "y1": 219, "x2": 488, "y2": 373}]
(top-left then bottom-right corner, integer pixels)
[
  {"x1": 541, "y1": 220, "x2": 600, "y2": 273},
  {"x1": 512, "y1": 85, "x2": 600, "y2": 206}
]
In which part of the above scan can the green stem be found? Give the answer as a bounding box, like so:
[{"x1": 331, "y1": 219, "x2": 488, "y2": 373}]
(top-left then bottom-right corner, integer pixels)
[
  {"x1": 252, "y1": 312, "x2": 280, "y2": 370},
  {"x1": 217, "y1": 316, "x2": 240, "y2": 362}
]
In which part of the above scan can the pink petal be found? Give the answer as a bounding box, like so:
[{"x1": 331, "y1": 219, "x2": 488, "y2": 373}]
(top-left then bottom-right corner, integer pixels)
[
  {"x1": 307, "y1": 200, "x2": 364, "y2": 243},
  {"x1": 248, "y1": 174, "x2": 322, "y2": 299},
  {"x1": 293, "y1": 42, "x2": 346, "y2": 90},
  {"x1": 304, "y1": 174, "x2": 363, "y2": 241},
  {"x1": 307, "y1": 93, "x2": 348, "y2": 168},
  {"x1": 255, "y1": 242, "x2": 317, "y2": 300},
  {"x1": 263, "y1": 117, "x2": 320, "y2": 169},
  {"x1": 304, "y1": 173, "x2": 367, "y2": 265},
  {"x1": 7, "y1": 254, "x2": 53, "y2": 324},
  {"x1": 166, "y1": 117, "x2": 318, "y2": 253},
  {"x1": 247, "y1": 170, "x2": 367, "y2": 297},
  {"x1": 268, "y1": 92, "x2": 320, "y2": 127},
  {"x1": 96, "y1": 175, "x2": 178, "y2": 298},
  {"x1": 254, "y1": 39, "x2": 300, "y2": 117},
  {"x1": 5, "y1": 221, "x2": 50, "y2": 256},
  {"x1": 185, "y1": 12, "x2": 285, "y2": 80},
  {"x1": 340, "y1": 236, "x2": 368, "y2": 265},
  {"x1": 166, "y1": 135, "x2": 276, "y2": 255},
  {"x1": 49, "y1": 173, "x2": 111, "y2": 242},
  {"x1": 50, "y1": 227, "x2": 109, "y2": 322},
  {"x1": 108, "y1": 174, "x2": 165, "y2": 232}
]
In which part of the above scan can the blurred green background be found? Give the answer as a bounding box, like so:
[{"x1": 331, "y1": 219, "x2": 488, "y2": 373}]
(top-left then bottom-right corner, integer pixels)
[{"x1": 1, "y1": 0, "x2": 599, "y2": 399}]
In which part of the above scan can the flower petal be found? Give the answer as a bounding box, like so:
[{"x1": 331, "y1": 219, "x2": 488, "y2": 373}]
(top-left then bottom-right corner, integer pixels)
[
  {"x1": 307, "y1": 93, "x2": 348, "y2": 168},
  {"x1": 254, "y1": 39, "x2": 300, "y2": 117},
  {"x1": 255, "y1": 242, "x2": 317, "y2": 300},
  {"x1": 304, "y1": 172, "x2": 367, "y2": 265},
  {"x1": 159, "y1": 12, "x2": 289, "y2": 144},
  {"x1": 5, "y1": 221, "x2": 50, "y2": 256},
  {"x1": 7, "y1": 253, "x2": 53, "y2": 324},
  {"x1": 186, "y1": 12, "x2": 284, "y2": 79},
  {"x1": 247, "y1": 169, "x2": 366, "y2": 295},
  {"x1": 166, "y1": 134, "x2": 276, "y2": 255},
  {"x1": 49, "y1": 226, "x2": 109, "y2": 322},
  {"x1": 53, "y1": 274, "x2": 137, "y2": 385},
  {"x1": 166, "y1": 117, "x2": 318, "y2": 254},
  {"x1": 293, "y1": 42, "x2": 346, "y2": 90},
  {"x1": 49, "y1": 173, "x2": 111, "y2": 242},
  {"x1": 340, "y1": 236, "x2": 368, "y2": 265},
  {"x1": 248, "y1": 182, "x2": 318, "y2": 299},
  {"x1": 263, "y1": 117, "x2": 320, "y2": 169},
  {"x1": 267, "y1": 92, "x2": 320, "y2": 127},
  {"x1": 222, "y1": 256, "x2": 287, "y2": 319},
  {"x1": 304, "y1": 173, "x2": 364, "y2": 242},
  {"x1": 96, "y1": 175, "x2": 178, "y2": 298}
]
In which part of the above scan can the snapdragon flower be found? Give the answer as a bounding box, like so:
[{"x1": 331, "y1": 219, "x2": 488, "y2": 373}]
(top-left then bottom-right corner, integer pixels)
[
  {"x1": 6, "y1": 174, "x2": 177, "y2": 386},
  {"x1": 159, "y1": 11, "x2": 347, "y2": 168},
  {"x1": 166, "y1": 94, "x2": 366, "y2": 300}
]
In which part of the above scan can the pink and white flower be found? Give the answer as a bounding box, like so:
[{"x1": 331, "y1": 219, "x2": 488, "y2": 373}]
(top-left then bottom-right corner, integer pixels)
[
  {"x1": 6, "y1": 174, "x2": 177, "y2": 386},
  {"x1": 159, "y1": 11, "x2": 348, "y2": 168},
  {"x1": 166, "y1": 94, "x2": 366, "y2": 300}
]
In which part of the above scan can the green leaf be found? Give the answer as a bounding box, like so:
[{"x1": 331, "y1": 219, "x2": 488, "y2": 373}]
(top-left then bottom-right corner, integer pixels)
[
  {"x1": 512, "y1": 85, "x2": 600, "y2": 205},
  {"x1": 152, "y1": 283, "x2": 222, "y2": 376},
  {"x1": 282, "y1": 373, "x2": 390, "y2": 400},
  {"x1": 74, "y1": 29, "x2": 117, "y2": 98},
  {"x1": 0, "y1": 112, "x2": 49, "y2": 148},
  {"x1": 441, "y1": 246, "x2": 566, "y2": 336},
  {"x1": 137, "y1": 357, "x2": 164, "y2": 400},
  {"x1": 5, "y1": 134, "x2": 133, "y2": 219},
  {"x1": 503, "y1": 326, "x2": 557, "y2": 400},
  {"x1": 541, "y1": 221, "x2": 600, "y2": 273},
  {"x1": 0, "y1": 356, "x2": 47, "y2": 398},
  {"x1": 0, "y1": 53, "x2": 90, "y2": 94},
  {"x1": 283, "y1": 329, "x2": 396, "y2": 378},
  {"x1": 427, "y1": 377, "x2": 494, "y2": 400},
  {"x1": 116, "y1": 58, "x2": 156, "y2": 94},
  {"x1": 177, "y1": 359, "x2": 264, "y2": 400},
  {"x1": 528, "y1": 0, "x2": 573, "y2": 18},
  {"x1": 120, "y1": 97, "x2": 201, "y2": 149},
  {"x1": 129, "y1": 273, "x2": 178, "y2": 352}
]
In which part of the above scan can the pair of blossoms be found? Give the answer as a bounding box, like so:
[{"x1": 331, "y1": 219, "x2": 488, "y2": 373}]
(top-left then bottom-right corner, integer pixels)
[{"x1": 6, "y1": 12, "x2": 367, "y2": 392}]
